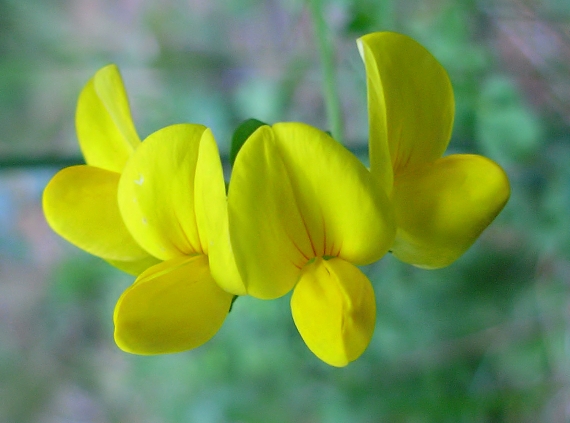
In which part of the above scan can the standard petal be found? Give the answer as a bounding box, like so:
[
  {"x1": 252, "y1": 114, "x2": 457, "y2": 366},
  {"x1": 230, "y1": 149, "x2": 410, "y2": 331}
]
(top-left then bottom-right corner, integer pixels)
[
  {"x1": 391, "y1": 154, "x2": 511, "y2": 268},
  {"x1": 114, "y1": 254, "x2": 233, "y2": 354},
  {"x1": 43, "y1": 165, "x2": 152, "y2": 261},
  {"x1": 228, "y1": 125, "x2": 312, "y2": 299},
  {"x1": 194, "y1": 129, "x2": 246, "y2": 295},
  {"x1": 76, "y1": 64, "x2": 140, "y2": 173},
  {"x1": 271, "y1": 122, "x2": 395, "y2": 265},
  {"x1": 291, "y1": 257, "x2": 376, "y2": 367},
  {"x1": 358, "y1": 32, "x2": 455, "y2": 185},
  {"x1": 118, "y1": 124, "x2": 207, "y2": 261}
]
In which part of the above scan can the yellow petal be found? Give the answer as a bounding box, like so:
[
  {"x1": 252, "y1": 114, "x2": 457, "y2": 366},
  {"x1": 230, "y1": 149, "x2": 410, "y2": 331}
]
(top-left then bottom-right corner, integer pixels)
[
  {"x1": 291, "y1": 257, "x2": 376, "y2": 367},
  {"x1": 194, "y1": 130, "x2": 245, "y2": 295},
  {"x1": 118, "y1": 124, "x2": 207, "y2": 261},
  {"x1": 43, "y1": 165, "x2": 152, "y2": 261},
  {"x1": 229, "y1": 123, "x2": 395, "y2": 299},
  {"x1": 76, "y1": 64, "x2": 140, "y2": 172},
  {"x1": 271, "y1": 123, "x2": 395, "y2": 265},
  {"x1": 358, "y1": 32, "x2": 455, "y2": 189},
  {"x1": 392, "y1": 154, "x2": 511, "y2": 268},
  {"x1": 106, "y1": 255, "x2": 162, "y2": 276},
  {"x1": 228, "y1": 125, "x2": 310, "y2": 299},
  {"x1": 114, "y1": 254, "x2": 233, "y2": 354}
]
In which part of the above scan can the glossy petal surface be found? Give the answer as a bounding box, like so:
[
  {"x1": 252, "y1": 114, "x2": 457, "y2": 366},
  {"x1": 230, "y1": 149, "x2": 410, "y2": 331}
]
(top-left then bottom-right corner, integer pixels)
[
  {"x1": 118, "y1": 124, "x2": 207, "y2": 260},
  {"x1": 114, "y1": 254, "x2": 233, "y2": 354},
  {"x1": 358, "y1": 32, "x2": 454, "y2": 187},
  {"x1": 392, "y1": 154, "x2": 511, "y2": 268},
  {"x1": 228, "y1": 125, "x2": 310, "y2": 299},
  {"x1": 194, "y1": 130, "x2": 245, "y2": 295},
  {"x1": 291, "y1": 257, "x2": 376, "y2": 367},
  {"x1": 271, "y1": 123, "x2": 395, "y2": 265},
  {"x1": 43, "y1": 165, "x2": 151, "y2": 261},
  {"x1": 76, "y1": 64, "x2": 140, "y2": 172},
  {"x1": 229, "y1": 123, "x2": 394, "y2": 299}
]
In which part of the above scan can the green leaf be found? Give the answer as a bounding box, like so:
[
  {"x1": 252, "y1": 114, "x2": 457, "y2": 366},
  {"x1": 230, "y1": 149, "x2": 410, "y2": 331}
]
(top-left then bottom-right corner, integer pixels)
[{"x1": 230, "y1": 118, "x2": 266, "y2": 166}]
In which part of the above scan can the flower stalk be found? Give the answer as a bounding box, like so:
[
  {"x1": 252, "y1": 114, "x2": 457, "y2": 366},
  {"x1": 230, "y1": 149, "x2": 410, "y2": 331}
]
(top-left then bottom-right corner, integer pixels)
[{"x1": 309, "y1": 0, "x2": 344, "y2": 144}]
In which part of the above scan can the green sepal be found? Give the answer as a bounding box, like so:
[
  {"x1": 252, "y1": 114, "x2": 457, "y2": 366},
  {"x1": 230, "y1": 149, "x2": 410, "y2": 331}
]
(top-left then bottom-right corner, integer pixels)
[
  {"x1": 228, "y1": 295, "x2": 239, "y2": 313},
  {"x1": 230, "y1": 118, "x2": 267, "y2": 166}
]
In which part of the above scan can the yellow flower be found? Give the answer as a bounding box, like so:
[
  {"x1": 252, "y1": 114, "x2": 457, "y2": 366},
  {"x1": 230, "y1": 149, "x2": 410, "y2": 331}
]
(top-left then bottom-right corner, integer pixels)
[
  {"x1": 358, "y1": 32, "x2": 511, "y2": 268},
  {"x1": 43, "y1": 64, "x2": 159, "y2": 275},
  {"x1": 228, "y1": 122, "x2": 395, "y2": 366},
  {"x1": 44, "y1": 65, "x2": 243, "y2": 354},
  {"x1": 114, "y1": 123, "x2": 244, "y2": 354}
]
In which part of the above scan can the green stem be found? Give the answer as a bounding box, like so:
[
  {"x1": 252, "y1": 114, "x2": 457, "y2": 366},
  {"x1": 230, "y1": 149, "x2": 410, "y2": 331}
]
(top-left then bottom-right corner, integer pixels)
[{"x1": 309, "y1": 0, "x2": 344, "y2": 144}]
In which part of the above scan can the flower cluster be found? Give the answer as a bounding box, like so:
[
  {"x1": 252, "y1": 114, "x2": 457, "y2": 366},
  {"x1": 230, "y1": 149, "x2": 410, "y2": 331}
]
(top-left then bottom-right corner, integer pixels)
[{"x1": 43, "y1": 32, "x2": 510, "y2": 367}]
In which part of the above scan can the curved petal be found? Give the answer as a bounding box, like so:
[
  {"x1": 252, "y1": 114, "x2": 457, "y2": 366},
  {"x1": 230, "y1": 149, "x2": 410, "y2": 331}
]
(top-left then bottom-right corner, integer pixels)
[
  {"x1": 228, "y1": 125, "x2": 310, "y2": 299},
  {"x1": 118, "y1": 124, "x2": 207, "y2": 261},
  {"x1": 43, "y1": 165, "x2": 152, "y2": 261},
  {"x1": 391, "y1": 154, "x2": 510, "y2": 268},
  {"x1": 114, "y1": 254, "x2": 233, "y2": 354},
  {"x1": 76, "y1": 64, "x2": 140, "y2": 172},
  {"x1": 358, "y1": 32, "x2": 455, "y2": 184},
  {"x1": 106, "y1": 255, "x2": 162, "y2": 276},
  {"x1": 291, "y1": 257, "x2": 376, "y2": 367},
  {"x1": 194, "y1": 130, "x2": 245, "y2": 295},
  {"x1": 271, "y1": 123, "x2": 395, "y2": 265}
]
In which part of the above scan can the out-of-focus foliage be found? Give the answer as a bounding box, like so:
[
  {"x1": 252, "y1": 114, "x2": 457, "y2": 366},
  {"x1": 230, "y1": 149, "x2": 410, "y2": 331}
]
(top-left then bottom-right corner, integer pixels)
[{"x1": 1, "y1": 0, "x2": 570, "y2": 422}]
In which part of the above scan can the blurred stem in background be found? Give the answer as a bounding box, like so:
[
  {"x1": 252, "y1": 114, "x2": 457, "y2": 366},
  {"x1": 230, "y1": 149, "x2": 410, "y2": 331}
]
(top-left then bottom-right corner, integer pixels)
[{"x1": 308, "y1": 0, "x2": 344, "y2": 144}]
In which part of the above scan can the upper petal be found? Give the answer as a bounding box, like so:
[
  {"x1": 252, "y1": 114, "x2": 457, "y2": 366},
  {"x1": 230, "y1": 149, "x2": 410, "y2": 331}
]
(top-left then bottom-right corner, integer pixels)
[
  {"x1": 118, "y1": 124, "x2": 209, "y2": 261},
  {"x1": 194, "y1": 130, "x2": 245, "y2": 295},
  {"x1": 76, "y1": 64, "x2": 140, "y2": 173},
  {"x1": 271, "y1": 123, "x2": 395, "y2": 265},
  {"x1": 358, "y1": 32, "x2": 455, "y2": 188},
  {"x1": 229, "y1": 123, "x2": 394, "y2": 299},
  {"x1": 114, "y1": 254, "x2": 233, "y2": 354},
  {"x1": 391, "y1": 154, "x2": 510, "y2": 268},
  {"x1": 291, "y1": 257, "x2": 376, "y2": 367},
  {"x1": 43, "y1": 165, "x2": 152, "y2": 262},
  {"x1": 228, "y1": 125, "x2": 311, "y2": 299}
]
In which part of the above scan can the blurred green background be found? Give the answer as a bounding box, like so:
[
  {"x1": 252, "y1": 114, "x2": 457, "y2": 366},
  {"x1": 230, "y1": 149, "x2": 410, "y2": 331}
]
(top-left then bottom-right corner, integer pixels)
[{"x1": 1, "y1": 0, "x2": 570, "y2": 422}]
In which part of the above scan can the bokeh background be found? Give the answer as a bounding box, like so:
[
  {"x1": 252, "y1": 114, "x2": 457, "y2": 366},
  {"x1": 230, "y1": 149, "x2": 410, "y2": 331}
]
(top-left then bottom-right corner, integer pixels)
[{"x1": 2, "y1": 0, "x2": 570, "y2": 421}]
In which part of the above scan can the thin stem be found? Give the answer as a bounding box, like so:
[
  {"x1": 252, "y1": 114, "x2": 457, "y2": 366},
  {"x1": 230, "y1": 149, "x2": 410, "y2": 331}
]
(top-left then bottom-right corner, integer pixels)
[
  {"x1": 308, "y1": 0, "x2": 344, "y2": 144},
  {"x1": 0, "y1": 156, "x2": 83, "y2": 169}
]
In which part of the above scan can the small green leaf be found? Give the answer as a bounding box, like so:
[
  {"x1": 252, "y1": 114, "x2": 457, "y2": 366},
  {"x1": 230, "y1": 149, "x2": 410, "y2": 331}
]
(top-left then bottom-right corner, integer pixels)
[{"x1": 230, "y1": 118, "x2": 267, "y2": 166}]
